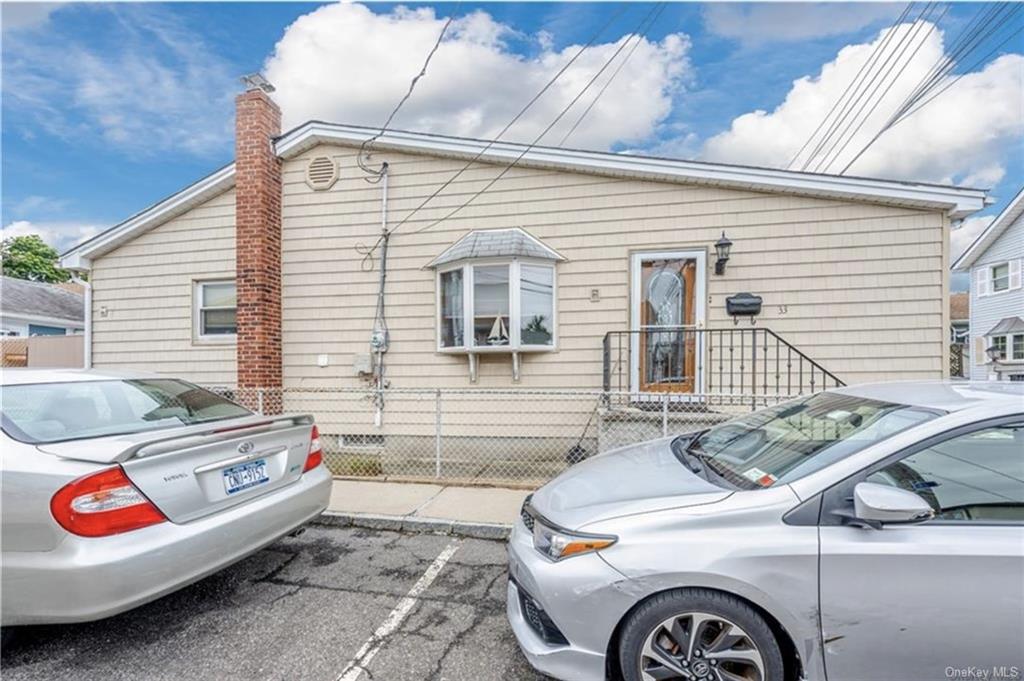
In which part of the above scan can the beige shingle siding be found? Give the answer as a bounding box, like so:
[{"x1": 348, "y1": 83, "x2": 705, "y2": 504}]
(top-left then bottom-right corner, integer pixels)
[
  {"x1": 90, "y1": 188, "x2": 237, "y2": 385},
  {"x1": 280, "y1": 144, "x2": 948, "y2": 390}
]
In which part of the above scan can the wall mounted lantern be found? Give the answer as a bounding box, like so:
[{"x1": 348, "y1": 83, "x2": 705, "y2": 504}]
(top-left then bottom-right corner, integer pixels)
[
  {"x1": 714, "y1": 232, "x2": 733, "y2": 275},
  {"x1": 986, "y1": 344, "x2": 1002, "y2": 363}
]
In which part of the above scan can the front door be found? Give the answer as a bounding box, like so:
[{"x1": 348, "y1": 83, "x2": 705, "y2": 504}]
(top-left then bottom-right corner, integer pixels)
[
  {"x1": 818, "y1": 419, "x2": 1024, "y2": 680},
  {"x1": 630, "y1": 251, "x2": 706, "y2": 395}
]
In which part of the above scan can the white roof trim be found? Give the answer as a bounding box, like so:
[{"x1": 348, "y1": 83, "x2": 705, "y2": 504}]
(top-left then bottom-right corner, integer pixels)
[
  {"x1": 60, "y1": 164, "x2": 236, "y2": 269},
  {"x1": 59, "y1": 121, "x2": 992, "y2": 270},
  {"x1": 952, "y1": 187, "x2": 1024, "y2": 271},
  {"x1": 277, "y1": 122, "x2": 988, "y2": 219}
]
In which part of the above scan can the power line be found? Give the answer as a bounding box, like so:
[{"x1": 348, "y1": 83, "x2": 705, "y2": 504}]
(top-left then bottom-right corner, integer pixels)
[
  {"x1": 356, "y1": 3, "x2": 462, "y2": 182},
  {"x1": 559, "y1": 3, "x2": 668, "y2": 146},
  {"x1": 801, "y1": 2, "x2": 935, "y2": 172},
  {"x1": 787, "y1": 2, "x2": 914, "y2": 170},
  {"x1": 379, "y1": 4, "x2": 631, "y2": 239},
  {"x1": 354, "y1": 4, "x2": 628, "y2": 269},
  {"x1": 815, "y1": 4, "x2": 947, "y2": 173},
  {"x1": 839, "y1": 3, "x2": 1022, "y2": 174},
  {"x1": 412, "y1": 3, "x2": 667, "y2": 236}
]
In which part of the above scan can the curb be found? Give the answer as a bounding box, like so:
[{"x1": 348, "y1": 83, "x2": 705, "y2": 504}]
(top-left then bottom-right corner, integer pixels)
[{"x1": 314, "y1": 510, "x2": 511, "y2": 541}]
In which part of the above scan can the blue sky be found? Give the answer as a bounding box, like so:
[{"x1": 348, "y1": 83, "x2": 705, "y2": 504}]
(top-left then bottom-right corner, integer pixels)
[{"x1": 2, "y1": 2, "x2": 1022, "y2": 291}]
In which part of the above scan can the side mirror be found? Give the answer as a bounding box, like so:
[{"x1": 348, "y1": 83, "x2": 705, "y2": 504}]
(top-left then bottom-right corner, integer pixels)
[{"x1": 853, "y1": 482, "x2": 935, "y2": 527}]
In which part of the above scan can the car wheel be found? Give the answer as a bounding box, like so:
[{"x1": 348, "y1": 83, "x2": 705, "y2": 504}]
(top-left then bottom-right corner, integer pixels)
[{"x1": 619, "y1": 588, "x2": 785, "y2": 681}]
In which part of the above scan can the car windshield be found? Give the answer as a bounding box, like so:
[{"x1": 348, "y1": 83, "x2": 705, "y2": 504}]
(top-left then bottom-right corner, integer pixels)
[
  {"x1": 1, "y1": 379, "x2": 251, "y2": 444},
  {"x1": 676, "y1": 392, "x2": 940, "y2": 490}
]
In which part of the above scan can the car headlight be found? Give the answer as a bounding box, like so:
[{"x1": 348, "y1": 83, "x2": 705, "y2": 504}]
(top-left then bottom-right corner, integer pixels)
[{"x1": 532, "y1": 516, "x2": 617, "y2": 561}]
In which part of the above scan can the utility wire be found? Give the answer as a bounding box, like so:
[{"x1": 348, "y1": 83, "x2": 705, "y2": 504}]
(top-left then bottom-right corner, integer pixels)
[
  {"x1": 356, "y1": 3, "x2": 461, "y2": 183},
  {"x1": 559, "y1": 3, "x2": 668, "y2": 146},
  {"x1": 801, "y1": 2, "x2": 934, "y2": 172},
  {"x1": 376, "y1": 4, "x2": 631, "y2": 240},
  {"x1": 839, "y1": 4, "x2": 1022, "y2": 174},
  {"x1": 787, "y1": 2, "x2": 914, "y2": 170},
  {"x1": 412, "y1": 3, "x2": 666, "y2": 236},
  {"x1": 815, "y1": 4, "x2": 948, "y2": 173},
  {"x1": 889, "y1": 2, "x2": 1006, "y2": 120}
]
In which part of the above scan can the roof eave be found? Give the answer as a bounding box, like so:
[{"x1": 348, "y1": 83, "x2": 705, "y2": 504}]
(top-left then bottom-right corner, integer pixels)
[
  {"x1": 276, "y1": 122, "x2": 988, "y2": 220},
  {"x1": 59, "y1": 163, "x2": 236, "y2": 269},
  {"x1": 952, "y1": 187, "x2": 1024, "y2": 271}
]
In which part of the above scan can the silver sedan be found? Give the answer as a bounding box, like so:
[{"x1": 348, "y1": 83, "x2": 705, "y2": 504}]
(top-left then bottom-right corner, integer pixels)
[
  {"x1": 508, "y1": 381, "x2": 1024, "y2": 681},
  {"x1": 1, "y1": 369, "x2": 331, "y2": 630}
]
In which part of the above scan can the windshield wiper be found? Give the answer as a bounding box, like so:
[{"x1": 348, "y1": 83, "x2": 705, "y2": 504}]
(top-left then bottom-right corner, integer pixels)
[
  {"x1": 671, "y1": 431, "x2": 710, "y2": 477},
  {"x1": 671, "y1": 431, "x2": 749, "y2": 489}
]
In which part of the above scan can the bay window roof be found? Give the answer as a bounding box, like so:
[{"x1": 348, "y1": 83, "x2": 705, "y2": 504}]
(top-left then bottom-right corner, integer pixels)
[
  {"x1": 427, "y1": 228, "x2": 565, "y2": 269},
  {"x1": 986, "y1": 316, "x2": 1024, "y2": 336}
]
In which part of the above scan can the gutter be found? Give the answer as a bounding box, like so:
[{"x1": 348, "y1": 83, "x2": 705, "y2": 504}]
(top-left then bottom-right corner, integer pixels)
[{"x1": 70, "y1": 273, "x2": 91, "y2": 369}]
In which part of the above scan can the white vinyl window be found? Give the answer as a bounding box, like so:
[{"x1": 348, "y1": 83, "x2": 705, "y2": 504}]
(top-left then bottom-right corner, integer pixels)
[
  {"x1": 978, "y1": 260, "x2": 1022, "y2": 296},
  {"x1": 992, "y1": 263, "x2": 1010, "y2": 292},
  {"x1": 437, "y1": 260, "x2": 556, "y2": 352},
  {"x1": 194, "y1": 280, "x2": 237, "y2": 341}
]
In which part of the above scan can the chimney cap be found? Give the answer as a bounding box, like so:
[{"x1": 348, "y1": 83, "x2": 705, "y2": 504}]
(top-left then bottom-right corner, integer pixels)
[{"x1": 240, "y1": 73, "x2": 276, "y2": 93}]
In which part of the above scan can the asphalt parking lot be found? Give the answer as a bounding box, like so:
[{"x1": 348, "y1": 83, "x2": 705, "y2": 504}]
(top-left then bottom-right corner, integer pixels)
[{"x1": 1, "y1": 524, "x2": 549, "y2": 681}]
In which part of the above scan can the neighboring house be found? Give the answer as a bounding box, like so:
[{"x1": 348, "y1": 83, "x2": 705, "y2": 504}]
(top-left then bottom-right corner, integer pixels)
[
  {"x1": 949, "y1": 292, "x2": 970, "y2": 343},
  {"x1": 59, "y1": 82, "x2": 988, "y2": 430},
  {"x1": 0, "y1": 276, "x2": 85, "y2": 337},
  {"x1": 952, "y1": 187, "x2": 1024, "y2": 381},
  {"x1": 949, "y1": 292, "x2": 970, "y2": 378}
]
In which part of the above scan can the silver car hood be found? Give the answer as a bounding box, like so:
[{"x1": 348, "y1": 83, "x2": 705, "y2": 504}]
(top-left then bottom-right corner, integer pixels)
[{"x1": 529, "y1": 437, "x2": 732, "y2": 530}]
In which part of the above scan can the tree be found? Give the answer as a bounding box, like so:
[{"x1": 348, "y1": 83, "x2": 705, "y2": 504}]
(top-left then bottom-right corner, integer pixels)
[{"x1": 0, "y1": 235, "x2": 71, "y2": 283}]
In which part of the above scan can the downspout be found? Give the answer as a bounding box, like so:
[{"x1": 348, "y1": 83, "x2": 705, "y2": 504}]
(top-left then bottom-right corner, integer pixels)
[
  {"x1": 71, "y1": 271, "x2": 92, "y2": 369},
  {"x1": 371, "y1": 163, "x2": 390, "y2": 427}
]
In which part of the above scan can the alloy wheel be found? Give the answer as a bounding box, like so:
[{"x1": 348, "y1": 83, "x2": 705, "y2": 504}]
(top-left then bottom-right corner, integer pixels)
[{"x1": 639, "y1": 611, "x2": 766, "y2": 681}]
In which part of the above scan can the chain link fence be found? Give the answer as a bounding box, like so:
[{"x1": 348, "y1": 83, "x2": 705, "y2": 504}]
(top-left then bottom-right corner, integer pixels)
[{"x1": 207, "y1": 387, "x2": 793, "y2": 487}]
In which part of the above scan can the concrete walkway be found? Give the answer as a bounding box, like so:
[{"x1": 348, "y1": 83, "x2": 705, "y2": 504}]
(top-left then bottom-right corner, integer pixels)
[{"x1": 325, "y1": 479, "x2": 531, "y2": 537}]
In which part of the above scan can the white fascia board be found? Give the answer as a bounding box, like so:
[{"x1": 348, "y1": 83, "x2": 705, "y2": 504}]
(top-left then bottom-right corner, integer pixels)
[
  {"x1": 952, "y1": 187, "x2": 1024, "y2": 271},
  {"x1": 60, "y1": 164, "x2": 236, "y2": 269},
  {"x1": 0, "y1": 312, "x2": 84, "y2": 328},
  {"x1": 276, "y1": 123, "x2": 988, "y2": 219}
]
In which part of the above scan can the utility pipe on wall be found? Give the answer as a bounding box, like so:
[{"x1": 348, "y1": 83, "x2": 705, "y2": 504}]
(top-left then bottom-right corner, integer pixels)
[{"x1": 372, "y1": 164, "x2": 391, "y2": 427}]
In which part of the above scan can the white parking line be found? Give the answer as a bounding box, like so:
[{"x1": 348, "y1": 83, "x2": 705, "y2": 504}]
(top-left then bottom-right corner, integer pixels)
[{"x1": 335, "y1": 538, "x2": 462, "y2": 681}]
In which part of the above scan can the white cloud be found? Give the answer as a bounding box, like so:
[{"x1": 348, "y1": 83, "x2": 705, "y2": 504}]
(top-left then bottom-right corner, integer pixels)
[
  {"x1": 950, "y1": 215, "x2": 994, "y2": 265},
  {"x1": 2, "y1": 5, "x2": 235, "y2": 156},
  {"x1": 1, "y1": 220, "x2": 104, "y2": 253},
  {"x1": 264, "y1": 4, "x2": 691, "y2": 150},
  {"x1": 700, "y1": 22, "x2": 1024, "y2": 185},
  {"x1": 1, "y1": 2, "x2": 62, "y2": 33},
  {"x1": 704, "y1": 3, "x2": 898, "y2": 45}
]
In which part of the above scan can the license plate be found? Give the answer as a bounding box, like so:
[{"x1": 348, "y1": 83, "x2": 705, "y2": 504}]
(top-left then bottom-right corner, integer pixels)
[{"x1": 223, "y1": 459, "x2": 269, "y2": 495}]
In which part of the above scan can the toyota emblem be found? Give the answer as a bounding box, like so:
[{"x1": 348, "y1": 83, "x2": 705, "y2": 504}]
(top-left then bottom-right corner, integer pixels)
[{"x1": 237, "y1": 441, "x2": 255, "y2": 454}]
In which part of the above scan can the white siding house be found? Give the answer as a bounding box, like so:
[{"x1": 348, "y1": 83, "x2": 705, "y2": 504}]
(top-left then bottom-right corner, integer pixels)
[{"x1": 953, "y1": 187, "x2": 1024, "y2": 381}]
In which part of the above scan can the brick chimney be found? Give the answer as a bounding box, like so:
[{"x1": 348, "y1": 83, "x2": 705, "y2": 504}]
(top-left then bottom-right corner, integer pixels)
[{"x1": 234, "y1": 79, "x2": 282, "y2": 398}]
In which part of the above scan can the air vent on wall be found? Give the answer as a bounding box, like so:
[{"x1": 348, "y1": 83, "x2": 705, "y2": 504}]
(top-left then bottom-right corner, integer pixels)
[{"x1": 306, "y1": 156, "x2": 338, "y2": 191}]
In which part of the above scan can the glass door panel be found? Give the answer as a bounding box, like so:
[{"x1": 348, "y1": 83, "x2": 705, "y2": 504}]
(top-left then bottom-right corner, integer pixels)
[{"x1": 638, "y1": 258, "x2": 697, "y2": 393}]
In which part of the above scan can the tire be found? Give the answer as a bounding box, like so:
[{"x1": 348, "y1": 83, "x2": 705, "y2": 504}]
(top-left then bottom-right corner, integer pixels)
[
  {"x1": 618, "y1": 588, "x2": 785, "y2": 681},
  {"x1": 1, "y1": 628, "x2": 14, "y2": 650}
]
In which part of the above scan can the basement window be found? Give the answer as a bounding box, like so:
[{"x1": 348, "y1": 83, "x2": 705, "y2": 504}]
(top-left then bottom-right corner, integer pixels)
[{"x1": 194, "y1": 280, "x2": 237, "y2": 341}]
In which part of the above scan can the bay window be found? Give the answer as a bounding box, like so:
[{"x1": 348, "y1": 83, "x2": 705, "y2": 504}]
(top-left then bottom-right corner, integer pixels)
[{"x1": 438, "y1": 260, "x2": 556, "y2": 351}]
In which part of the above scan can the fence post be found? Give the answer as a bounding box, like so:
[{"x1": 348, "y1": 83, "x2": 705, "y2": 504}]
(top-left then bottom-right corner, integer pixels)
[
  {"x1": 662, "y1": 393, "x2": 669, "y2": 437},
  {"x1": 434, "y1": 389, "x2": 442, "y2": 479},
  {"x1": 256, "y1": 388, "x2": 264, "y2": 415}
]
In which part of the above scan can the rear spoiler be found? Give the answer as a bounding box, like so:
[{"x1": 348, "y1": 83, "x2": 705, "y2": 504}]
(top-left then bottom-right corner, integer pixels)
[{"x1": 36, "y1": 414, "x2": 315, "y2": 464}]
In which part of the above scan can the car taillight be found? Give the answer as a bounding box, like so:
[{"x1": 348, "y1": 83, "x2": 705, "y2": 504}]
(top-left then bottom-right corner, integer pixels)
[
  {"x1": 304, "y1": 424, "x2": 323, "y2": 473},
  {"x1": 50, "y1": 467, "x2": 166, "y2": 538}
]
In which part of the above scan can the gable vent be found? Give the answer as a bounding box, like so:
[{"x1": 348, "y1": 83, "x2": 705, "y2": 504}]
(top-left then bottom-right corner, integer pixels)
[{"x1": 306, "y1": 156, "x2": 338, "y2": 190}]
